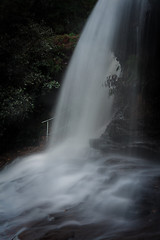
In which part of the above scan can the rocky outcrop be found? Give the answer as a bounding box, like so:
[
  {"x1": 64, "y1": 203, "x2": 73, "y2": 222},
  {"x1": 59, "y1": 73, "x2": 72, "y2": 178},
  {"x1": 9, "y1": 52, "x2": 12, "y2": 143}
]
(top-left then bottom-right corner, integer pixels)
[{"x1": 90, "y1": 107, "x2": 160, "y2": 159}]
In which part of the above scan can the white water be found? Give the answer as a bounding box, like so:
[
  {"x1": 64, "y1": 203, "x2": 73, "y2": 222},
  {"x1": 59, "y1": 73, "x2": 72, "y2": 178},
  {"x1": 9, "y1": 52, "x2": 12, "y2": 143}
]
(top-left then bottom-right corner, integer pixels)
[
  {"x1": 0, "y1": 0, "x2": 157, "y2": 239},
  {"x1": 49, "y1": 0, "x2": 124, "y2": 145}
]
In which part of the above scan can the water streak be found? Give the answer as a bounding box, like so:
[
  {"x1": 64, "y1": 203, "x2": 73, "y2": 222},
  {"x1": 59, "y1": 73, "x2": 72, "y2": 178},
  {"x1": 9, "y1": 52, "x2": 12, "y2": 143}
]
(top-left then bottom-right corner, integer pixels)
[
  {"x1": 49, "y1": 0, "x2": 125, "y2": 145},
  {"x1": 0, "y1": 1, "x2": 155, "y2": 239}
]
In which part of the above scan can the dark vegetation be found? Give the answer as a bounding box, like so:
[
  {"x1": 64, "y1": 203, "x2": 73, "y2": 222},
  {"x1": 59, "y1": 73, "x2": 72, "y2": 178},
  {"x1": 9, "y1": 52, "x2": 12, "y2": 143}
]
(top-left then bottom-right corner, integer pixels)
[
  {"x1": 0, "y1": 0, "x2": 160, "y2": 154},
  {"x1": 0, "y1": 0, "x2": 96, "y2": 153}
]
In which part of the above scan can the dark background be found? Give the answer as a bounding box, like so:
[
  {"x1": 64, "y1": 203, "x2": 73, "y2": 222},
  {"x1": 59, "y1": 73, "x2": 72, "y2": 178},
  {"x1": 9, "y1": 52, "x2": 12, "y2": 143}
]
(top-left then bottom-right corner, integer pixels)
[
  {"x1": 0, "y1": 0, "x2": 97, "y2": 153},
  {"x1": 0, "y1": 0, "x2": 159, "y2": 154}
]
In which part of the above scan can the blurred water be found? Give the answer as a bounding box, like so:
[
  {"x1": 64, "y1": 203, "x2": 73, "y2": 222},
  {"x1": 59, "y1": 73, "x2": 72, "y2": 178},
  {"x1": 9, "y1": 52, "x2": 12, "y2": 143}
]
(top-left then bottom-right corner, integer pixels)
[
  {"x1": 0, "y1": 0, "x2": 156, "y2": 239},
  {"x1": 0, "y1": 143, "x2": 159, "y2": 239},
  {"x1": 49, "y1": 0, "x2": 125, "y2": 145}
]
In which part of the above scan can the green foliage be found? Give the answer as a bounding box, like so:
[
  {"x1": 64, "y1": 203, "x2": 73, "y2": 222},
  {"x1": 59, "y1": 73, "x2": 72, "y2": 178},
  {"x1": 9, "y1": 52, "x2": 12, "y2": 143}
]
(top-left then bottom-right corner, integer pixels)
[
  {"x1": 0, "y1": 21, "x2": 80, "y2": 151},
  {"x1": 0, "y1": 23, "x2": 79, "y2": 124},
  {"x1": 0, "y1": 0, "x2": 96, "y2": 152},
  {"x1": 0, "y1": 87, "x2": 34, "y2": 123},
  {"x1": 43, "y1": 81, "x2": 60, "y2": 90},
  {"x1": 52, "y1": 34, "x2": 79, "y2": 51}
]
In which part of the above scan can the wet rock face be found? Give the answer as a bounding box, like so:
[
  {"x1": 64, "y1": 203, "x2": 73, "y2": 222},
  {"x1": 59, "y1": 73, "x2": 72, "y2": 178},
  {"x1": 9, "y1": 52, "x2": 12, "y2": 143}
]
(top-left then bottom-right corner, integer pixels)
[
  {"x1": 90, "y1": 106, "x2": 160, "y2": 158},
  {"x1": 101, "y1": 107, "x2": 143, "y2": 142},
  {"x1": 104, "y1": 118, "x2": 132, "y2": 144},
  {"x1": 113, "y1": 0, "x2": 160, "y2": 137},
  {"x1": 140, "y1": 0, "x2": 160, "y2": 132},
  {"x1": 94, "y1": 0, "x2": 160, "y2": 150},
  {"x1": 17, "y1": 175, "x2": 160, "y2": 240}
]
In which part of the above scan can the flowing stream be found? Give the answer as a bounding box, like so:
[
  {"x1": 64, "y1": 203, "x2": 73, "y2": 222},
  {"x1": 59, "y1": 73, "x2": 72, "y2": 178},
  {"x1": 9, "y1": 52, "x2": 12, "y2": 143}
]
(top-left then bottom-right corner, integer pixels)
[{"x1": 0, "y1": 1, "x2": 160, "y2": 239}]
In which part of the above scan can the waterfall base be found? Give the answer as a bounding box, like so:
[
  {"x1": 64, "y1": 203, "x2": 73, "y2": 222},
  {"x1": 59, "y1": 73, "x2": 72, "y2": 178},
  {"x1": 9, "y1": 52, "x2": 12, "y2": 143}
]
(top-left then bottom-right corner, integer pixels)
[
  {"x1": 1, "y1": 145, "x2": 160, "y2": 240},
  {"x1": 11, "y1": 172, "x2": 160, "y2": 240}
]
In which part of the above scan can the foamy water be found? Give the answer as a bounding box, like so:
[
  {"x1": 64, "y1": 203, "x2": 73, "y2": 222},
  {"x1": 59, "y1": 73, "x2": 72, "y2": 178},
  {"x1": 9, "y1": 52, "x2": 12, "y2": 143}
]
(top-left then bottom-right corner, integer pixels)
[
  {"x1": 0, "y1": 1, "x2": 154, "y2": 239},
  {"x1": 1, "y1": 142, "x2": 159, "y2": 239}
]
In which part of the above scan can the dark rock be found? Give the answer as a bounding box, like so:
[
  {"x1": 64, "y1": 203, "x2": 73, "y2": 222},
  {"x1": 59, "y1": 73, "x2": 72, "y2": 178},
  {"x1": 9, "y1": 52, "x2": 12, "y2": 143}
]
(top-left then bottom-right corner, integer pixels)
[{"x1": 90, "y1": 107, "x2": 160, "y2": 159}]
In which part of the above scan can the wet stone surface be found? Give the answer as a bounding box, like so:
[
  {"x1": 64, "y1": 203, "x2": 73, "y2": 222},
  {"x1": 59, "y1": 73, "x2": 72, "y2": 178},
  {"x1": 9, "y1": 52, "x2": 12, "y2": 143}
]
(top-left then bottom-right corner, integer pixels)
[{"x1": 8, "y1": 170, "x2": 160, "y2": 240}]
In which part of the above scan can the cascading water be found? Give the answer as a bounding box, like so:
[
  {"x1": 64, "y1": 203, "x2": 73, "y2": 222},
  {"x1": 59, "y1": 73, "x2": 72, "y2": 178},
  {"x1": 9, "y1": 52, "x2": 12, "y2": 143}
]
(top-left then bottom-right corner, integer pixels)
[
  {"x1": 49, "y1": 0, "x2": 123, "y2": 145},
  {"x1": 0, "y1": 0, "x2": 159, "y2": 240}
]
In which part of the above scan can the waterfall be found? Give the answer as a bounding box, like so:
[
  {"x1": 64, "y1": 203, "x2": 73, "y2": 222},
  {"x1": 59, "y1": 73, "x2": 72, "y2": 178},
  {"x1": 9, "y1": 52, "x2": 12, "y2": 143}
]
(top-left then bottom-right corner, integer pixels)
[
  {"x1": 0, "y1": 1, "x2": 157, "y2": 240},
  {"x1": 49, "y1": 0, "x2": 148, "y2": 147},
  {"x1": 49, "y1": 0, "x2": 124, "y2": 146}
]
